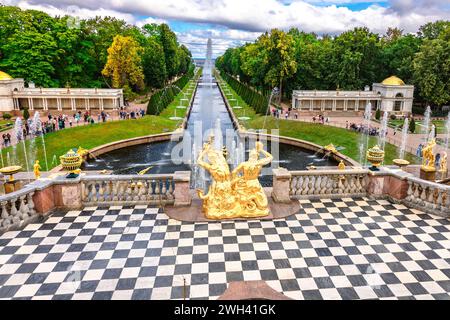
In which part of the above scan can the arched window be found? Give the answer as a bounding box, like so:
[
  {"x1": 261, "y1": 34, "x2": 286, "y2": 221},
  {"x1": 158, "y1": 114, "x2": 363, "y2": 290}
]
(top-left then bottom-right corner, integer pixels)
[{"x1": 394, "y1": 93, "x2": 403, "y2": 111}]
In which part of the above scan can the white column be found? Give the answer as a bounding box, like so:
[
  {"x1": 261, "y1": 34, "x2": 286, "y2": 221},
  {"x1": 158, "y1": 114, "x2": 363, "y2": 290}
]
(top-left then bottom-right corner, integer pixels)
[
  {"x1": 332, "y1": 99, "x2": 337, "y2": 111},
  {"x1": 71, "y1": 98, "x2": 75, "y2": 111},
  {"x1": 112, "y1": 98, "x2": 117, "y2": 110},
  {"x1": 309, "y1": 100, "x2": 313, "y2": 111},
  {"x1": 355, "y1": 99, "x2": 359, "y2": 111},
  {"x1": 30, "y1": 98, "x2": 34, "y2": 110},
  {"x1": 100, "y1": 98, "x2": 104, "y2": 111},
  {"x1": 44, "y1": 98, "x2": 48, "y2": 110},
  {"x1": 85, "y1": 98, "x2": 89, "y2": 110},
  {"x1": 321, "y1": 100, "x2": 325, "y2": 111},
  {"x1": 344, "y1": 99, "x2": 348, "y2": 111},
  {"x1": 57, "y1": 98, "x2": 62, "y2": 111}
]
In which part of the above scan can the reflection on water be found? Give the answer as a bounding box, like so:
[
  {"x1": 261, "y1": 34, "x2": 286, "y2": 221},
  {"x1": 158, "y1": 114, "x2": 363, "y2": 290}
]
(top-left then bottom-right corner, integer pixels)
[{"x1": 84, "y1": 140, "x2": 338, "y2": 186}]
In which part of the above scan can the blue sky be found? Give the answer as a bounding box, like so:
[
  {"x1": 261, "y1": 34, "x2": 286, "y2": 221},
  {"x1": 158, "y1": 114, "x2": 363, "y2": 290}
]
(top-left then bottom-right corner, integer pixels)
[{"x1": 5, "y1": 0, "x2": 450, "y2": 58}]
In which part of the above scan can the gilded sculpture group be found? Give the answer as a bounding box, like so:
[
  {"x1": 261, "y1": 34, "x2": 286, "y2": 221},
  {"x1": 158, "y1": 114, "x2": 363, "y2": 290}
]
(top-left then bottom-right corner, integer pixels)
[
  {"x1": 197, "y1": 136, "x2": 273, "y2": 219},
  {"x1": 422, "y1": 138, "x2": 447, "y2": 173}
]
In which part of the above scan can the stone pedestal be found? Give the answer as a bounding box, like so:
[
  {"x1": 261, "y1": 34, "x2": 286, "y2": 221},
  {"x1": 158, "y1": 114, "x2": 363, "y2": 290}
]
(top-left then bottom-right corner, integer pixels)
[
  {"x1": 4, "y1": 181, "x2": 21, "y2": 194},
  {"x1": 272, "y1": 168, "x2": 292, "y2": 203},
  {"x1": 173, "y1": 171, "x2": 192, "y2": 207},
  {"x1": 420, "y1": 167, "x2": 436, "y2": 182}
]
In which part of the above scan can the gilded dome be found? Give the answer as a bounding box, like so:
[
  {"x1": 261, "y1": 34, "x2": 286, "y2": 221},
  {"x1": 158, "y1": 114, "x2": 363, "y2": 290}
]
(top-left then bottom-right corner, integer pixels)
[
  {"x1": 0, "y1": 71, "x2": 13, "y2": 81},
  {"x1": 381, "y1": 75, "x2": 405, "y2": 86}
]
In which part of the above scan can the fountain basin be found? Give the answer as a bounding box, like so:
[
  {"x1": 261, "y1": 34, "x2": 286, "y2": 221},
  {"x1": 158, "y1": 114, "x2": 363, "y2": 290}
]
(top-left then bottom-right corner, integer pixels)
[{"x1": 393, "y1": 159, "x2": 410, "y2": 170}]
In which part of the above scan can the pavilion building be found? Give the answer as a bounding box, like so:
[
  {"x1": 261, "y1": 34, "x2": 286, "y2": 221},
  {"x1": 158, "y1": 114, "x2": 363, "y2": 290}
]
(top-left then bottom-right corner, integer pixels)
[
  {"x1": 291, "y1": 76, "x2": 414, "y2": 116},
  {"x1": 0, "y1": 71, "x2": 124, "y2": 114}
]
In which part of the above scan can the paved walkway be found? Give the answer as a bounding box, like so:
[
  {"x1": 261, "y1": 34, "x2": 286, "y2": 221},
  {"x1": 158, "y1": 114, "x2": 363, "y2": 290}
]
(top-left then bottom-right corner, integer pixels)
[{"x1": 0, "y1": 198, "x2": 449, "y2": 300}]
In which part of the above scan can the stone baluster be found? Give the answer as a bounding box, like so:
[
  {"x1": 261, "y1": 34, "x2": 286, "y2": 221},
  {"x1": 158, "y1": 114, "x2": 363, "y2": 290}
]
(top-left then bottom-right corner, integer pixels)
[
  {"x1": 1, "y1": 201, "x2": 10, "y2": 227},
  {"x1": 112, "y1": 181, "x2": 119, "y2": 201},
  {"x1": 18, "y1": 195, "x2": 30, "y2": 220},
  {"x1": 125, "y1": 181, "x2": 133, "y2": 202},
  {"x1": 154, "y1": 179, "x2": 160, "y2": 198},
  {"x1": 10, "y1": 197, "x2": 20, "y2": 224},
  {"x1": 167, "y1": 179, "x2": 174, "y2": 200},
  {"x1": 98, "y1": 181, "x2": 105, "y2": 203},
  {"x1": 27, "y1": 192, "x2": 36, "y2": 215}
]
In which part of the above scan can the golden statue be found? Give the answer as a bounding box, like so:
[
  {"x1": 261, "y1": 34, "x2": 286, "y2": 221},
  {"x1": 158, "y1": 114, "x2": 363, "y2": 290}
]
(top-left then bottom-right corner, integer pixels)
[
  {"x1": 33, "y1": 160, "x2": 41, "y2": 179},
  {"x1": 231, "y1": 141, "x2": 273, "y2": 218},
  {"x1": 440, "y1": 152, "x2": 448, "y2": 173},
  {"x1": 338, "y1": 160, "x2": 346, "y2": 170},
  {"x1": 422, "y1": 138, "x2": 436, "y2": 171},
  {"x1": 196, "y1": 138, "x2": 272, "y2": 220}
]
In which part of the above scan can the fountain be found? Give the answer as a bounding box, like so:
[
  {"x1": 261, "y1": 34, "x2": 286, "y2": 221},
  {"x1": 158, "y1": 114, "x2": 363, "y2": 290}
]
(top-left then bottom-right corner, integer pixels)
[
  {"x1": 422, "y1": 105, "x2": 432, "y2": 142},
  {"x1": 359, "y1": 102, "x2": 372, "y2": 165},
  {"x1": 393, "y1": 117, "x2": 411, "y2": 170},
  {"x1": 14, "y1": 118, "x2": 30, "y2": 178},
  {"x1": 169, "y1": 109, "x2": 183, "y2": 121},
  {"x1": 84, "y1": 39, "x2": 340, "y2": 186},
  {"x1": 378, "y1": 111, "x2": 389, "y2": 151}
]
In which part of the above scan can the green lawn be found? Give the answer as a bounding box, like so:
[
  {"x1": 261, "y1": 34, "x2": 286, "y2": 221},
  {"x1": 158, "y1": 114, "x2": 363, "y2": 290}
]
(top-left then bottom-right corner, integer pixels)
[
  {"x1": 1, "y1": 71, "x2": 202, "y2": 171},
  {"x1": 1, "y1": 116, "x2": 178, "y2": 171},
  {"x1": 389, "y1": 119, "x2": 448, "y2": 134},
  {"x1": 0, "y1": 118, "x2": 15, "y2": 133},
  {"x1": 217, "y1": 76, "x2": 419, "y2": 165}
]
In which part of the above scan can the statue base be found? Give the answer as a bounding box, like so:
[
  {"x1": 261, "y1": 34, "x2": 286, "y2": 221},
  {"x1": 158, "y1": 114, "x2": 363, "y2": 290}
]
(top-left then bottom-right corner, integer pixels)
[
  {"x1": 420, "y1": 166, "x2": 436, "y2": 181},
  {"x1": 165, "y1": 196, "x2": 301, "y2": 222},
  {"x1": 4, "y1": 181, "x2": 21, "y2": 194}
]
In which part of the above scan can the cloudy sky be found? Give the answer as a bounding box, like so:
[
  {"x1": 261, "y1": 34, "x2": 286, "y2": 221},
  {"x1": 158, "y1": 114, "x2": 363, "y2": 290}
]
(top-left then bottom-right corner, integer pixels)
[{"x1": 3, "y1": 0, "x2": 450, "y2": 58}]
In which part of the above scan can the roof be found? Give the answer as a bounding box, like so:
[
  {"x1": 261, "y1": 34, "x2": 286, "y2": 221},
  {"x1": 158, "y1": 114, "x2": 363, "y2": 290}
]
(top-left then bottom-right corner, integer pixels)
[
  {"x1": 381, "y1": 75, "x2": 405, "y2": 86},
  {"x1": 0, "y1": 71, "x2": 13, "y2": 80}
]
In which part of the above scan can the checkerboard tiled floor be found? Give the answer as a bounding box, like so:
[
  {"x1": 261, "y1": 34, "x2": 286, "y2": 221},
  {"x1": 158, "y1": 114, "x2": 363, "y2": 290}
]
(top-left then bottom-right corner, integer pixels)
[{"x1": 0, "y1": 197, "x2": 449, "y2": 300}]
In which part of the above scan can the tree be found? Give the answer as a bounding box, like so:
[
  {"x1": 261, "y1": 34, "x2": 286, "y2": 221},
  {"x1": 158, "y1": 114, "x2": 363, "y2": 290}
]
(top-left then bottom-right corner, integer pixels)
[
  {"x1": 142, "y1": 37, "x2": 167, "y2": 89},
  {"x1": 259, "y1": 29, "x2": 297, "y2": 102},
  {"x1": 381, "y1": 34, "x2": 422, "y2": 84},
  {"x1": 23, "y1": 108, "x2": 30, "y2": 120},
  {"x1": 328, "y1": 27, "x2": 382, "y2": 90},
  {"x1": 418, "y1": 21, "x2": 450, "y2": 40},
  {"x1": 375, "y1": 108, "x2": 381, "y2": 121},
  {"x1": 158, "y1": 24, "x2": 180, "y2": 80},
  {"x1": 0, "y1": 30, "x2": 58, "y2": 87},
  {"x1": 413, "y1": 28, "x2": 450, "y2": 107},
  {"x1": 102, "y1": 35, "x2": 145, "y2": 91},
  {"x1": 409, "y1": 118, "x2": 416, "y2": 133}
]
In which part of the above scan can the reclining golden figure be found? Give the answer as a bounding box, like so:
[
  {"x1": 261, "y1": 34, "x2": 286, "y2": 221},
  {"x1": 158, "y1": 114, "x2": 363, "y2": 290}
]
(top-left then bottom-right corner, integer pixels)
[{"x1": 197, "y1": 138, "x2": 272, "y2": 219}]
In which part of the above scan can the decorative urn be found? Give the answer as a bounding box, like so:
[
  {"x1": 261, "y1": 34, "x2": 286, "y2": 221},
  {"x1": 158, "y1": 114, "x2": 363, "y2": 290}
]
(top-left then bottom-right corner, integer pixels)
[
  {"x1": 366, "y1": 145, "x2": 385, "y2": 171},
  {"x1": 60, "y1": 149, "x2": 83, "y2": 178}
]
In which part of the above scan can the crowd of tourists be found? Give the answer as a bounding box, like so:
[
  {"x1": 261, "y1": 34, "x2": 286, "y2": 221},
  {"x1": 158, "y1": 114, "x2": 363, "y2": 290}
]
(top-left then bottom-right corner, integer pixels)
[{"x1": 1, "y1": 107, "x2": 147, "y2": 148}]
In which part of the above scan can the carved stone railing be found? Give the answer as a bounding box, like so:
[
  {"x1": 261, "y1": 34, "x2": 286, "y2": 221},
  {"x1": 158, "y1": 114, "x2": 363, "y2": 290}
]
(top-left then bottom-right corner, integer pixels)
[
  {"x1": 273, "y1": 168, "x2": 370, "y2": 201},
  {"x1": 81, "y1": 174, "x2": 176, "y2": 206},
  {"x1": 404, "y1": 177, "x2": 450, "y2": 217},
  {"x1": 0, "y1": 186, "x2": 37, "y2": 232}
]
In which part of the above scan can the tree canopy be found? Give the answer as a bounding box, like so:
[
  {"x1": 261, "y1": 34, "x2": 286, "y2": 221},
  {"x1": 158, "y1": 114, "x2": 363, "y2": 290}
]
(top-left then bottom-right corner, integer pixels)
[
  {"x1": 0, "y1": 5, "x2": 192, "y2": 96},
  {"x1": 216, "y1": 20, "x2": 450, "y2": 109}
]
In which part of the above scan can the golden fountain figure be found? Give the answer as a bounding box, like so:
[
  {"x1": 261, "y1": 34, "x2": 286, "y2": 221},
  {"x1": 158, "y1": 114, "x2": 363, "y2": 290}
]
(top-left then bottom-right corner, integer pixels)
[
  {"x1": 33, "y1": 160, "x2": 41, "y2": 179},
  {"x1": 196, "y1": 137, "x2": 272, "y2": 220},
  {"x1": 421, "y1": 138, "x2": 436, "y2": 171}
]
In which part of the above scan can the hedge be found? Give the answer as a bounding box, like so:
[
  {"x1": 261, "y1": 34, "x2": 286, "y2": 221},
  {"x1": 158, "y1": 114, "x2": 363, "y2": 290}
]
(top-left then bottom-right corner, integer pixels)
[
  {"x1": 147, "y1": 64, "x2": 195, "y2": 115},
  {"x1": 218, "y1": 70, "x2": 268, "y2": 115}
]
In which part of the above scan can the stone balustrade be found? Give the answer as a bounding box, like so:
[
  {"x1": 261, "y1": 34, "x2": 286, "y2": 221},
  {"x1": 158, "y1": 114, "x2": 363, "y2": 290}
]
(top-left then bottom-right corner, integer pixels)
[
  {"x1": 273, "y1": 168, "x2": 370, "y2": 200},
  {"x1": 0, "y1": 186, "x2": 37, "y2": 233},
  {"x1": 81, "y1": 174, "x2": 176, "y2": 206},
  {"x1": 404, "y1": 177, "x2": 450, "y2": 217}
]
